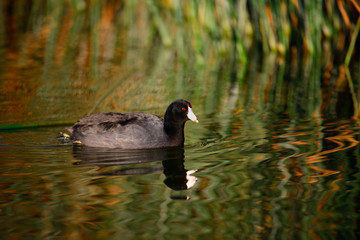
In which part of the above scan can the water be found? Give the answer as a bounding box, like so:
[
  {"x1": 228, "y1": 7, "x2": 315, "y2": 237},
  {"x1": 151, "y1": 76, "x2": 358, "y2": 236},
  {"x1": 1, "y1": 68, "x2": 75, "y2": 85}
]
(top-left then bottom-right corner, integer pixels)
[{"x1": 1, "y1": 113, "x2": 360, "y2": 239}]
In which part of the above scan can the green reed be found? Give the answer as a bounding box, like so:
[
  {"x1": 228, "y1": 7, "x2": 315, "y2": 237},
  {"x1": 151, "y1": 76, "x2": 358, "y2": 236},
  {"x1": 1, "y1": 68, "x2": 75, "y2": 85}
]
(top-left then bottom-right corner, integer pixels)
[
  {"x1": 3, "y1": 0, "x2": 358, "y2": 60},
  {"x1": 0, "y1": 0, "x2": 359, "y2": 126}
]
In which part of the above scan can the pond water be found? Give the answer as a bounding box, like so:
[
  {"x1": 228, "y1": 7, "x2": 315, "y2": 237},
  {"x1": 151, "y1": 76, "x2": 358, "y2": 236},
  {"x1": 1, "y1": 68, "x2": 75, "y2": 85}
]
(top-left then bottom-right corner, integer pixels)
[
  {"x1": 1, "y1": 1, "x2": 360, "y2": 239},
  {"x1": 1, "y1": 111, "x2": 360, "y2": 239}
]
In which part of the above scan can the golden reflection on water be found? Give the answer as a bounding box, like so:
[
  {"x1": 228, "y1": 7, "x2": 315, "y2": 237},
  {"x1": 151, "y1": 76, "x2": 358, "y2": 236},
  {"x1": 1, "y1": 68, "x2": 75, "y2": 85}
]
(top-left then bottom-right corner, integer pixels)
[
  {"x1": 263, "y1": 118, "x2": 359, "y2": 237},
  {"x1": 269, "y1": 119, "x2": 360, "y2": 184}
]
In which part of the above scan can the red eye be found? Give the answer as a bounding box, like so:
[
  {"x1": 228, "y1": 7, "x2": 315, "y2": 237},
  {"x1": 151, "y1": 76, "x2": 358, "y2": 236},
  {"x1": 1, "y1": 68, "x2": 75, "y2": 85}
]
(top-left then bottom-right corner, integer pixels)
[{"x1": 182, "y1": 107, "x2": 186, "y2": 111}]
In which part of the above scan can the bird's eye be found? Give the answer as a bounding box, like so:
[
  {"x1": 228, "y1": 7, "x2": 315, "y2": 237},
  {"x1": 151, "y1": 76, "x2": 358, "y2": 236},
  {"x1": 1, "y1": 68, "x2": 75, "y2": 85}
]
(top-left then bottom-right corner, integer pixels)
[{"x1": 181, "y1": 107, "x2": 186, "y2": 111}]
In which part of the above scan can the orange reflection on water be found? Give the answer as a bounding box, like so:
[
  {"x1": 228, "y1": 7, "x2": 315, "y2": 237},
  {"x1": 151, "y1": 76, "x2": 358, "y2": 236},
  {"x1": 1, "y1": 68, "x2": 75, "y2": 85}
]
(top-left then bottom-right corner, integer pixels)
[
  {"x1": 273, "y1": 121, "x2": 358, "y2": 183},
  {"x1": 304, "y1": 124, "x2": 358, "y2": 182},
  {"x1": 308, "y1": 167, "x2": 344, "y2": 239}
]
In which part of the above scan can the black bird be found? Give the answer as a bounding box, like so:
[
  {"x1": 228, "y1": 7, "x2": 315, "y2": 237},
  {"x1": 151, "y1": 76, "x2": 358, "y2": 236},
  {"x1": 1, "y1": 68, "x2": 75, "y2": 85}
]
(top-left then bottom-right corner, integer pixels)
[{"x1": 67, "y1": 99, "x2": 198, "y2": 149}]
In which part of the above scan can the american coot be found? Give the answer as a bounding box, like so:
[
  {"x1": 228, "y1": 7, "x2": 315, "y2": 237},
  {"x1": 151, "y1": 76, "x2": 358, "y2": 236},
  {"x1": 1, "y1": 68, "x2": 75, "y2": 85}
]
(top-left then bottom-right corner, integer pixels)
[{"x1": 67, "y1": 99, "x2": 198, "y2": 149}]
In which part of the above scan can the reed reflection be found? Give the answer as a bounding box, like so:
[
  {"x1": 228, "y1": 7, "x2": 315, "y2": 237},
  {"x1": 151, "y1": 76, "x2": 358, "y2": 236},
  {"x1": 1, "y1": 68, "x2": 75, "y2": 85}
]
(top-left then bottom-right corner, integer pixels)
[{"x1": 72, "y1": 146, "x2": 197, "y2": 191}]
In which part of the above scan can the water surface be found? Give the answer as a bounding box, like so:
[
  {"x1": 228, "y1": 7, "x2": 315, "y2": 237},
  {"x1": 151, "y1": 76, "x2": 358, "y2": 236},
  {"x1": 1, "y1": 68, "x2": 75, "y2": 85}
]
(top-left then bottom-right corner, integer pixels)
[{"x1": 1, "y1": 112, "x2": 360, "y2": 239}]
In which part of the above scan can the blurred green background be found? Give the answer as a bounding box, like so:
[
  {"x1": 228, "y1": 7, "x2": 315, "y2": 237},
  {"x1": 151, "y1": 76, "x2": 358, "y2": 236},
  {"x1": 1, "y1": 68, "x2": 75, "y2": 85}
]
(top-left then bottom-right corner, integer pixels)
[{"x1": 0, "y1": 0, "x2": 359, "y2": 126}]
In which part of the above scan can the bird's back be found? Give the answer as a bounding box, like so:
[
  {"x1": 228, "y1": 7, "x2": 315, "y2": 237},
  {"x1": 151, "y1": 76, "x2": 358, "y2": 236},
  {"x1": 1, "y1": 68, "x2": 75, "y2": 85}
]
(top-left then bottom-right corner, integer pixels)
[{"x1": 68, "y1": 112, "x2": 169, "y2": 148}]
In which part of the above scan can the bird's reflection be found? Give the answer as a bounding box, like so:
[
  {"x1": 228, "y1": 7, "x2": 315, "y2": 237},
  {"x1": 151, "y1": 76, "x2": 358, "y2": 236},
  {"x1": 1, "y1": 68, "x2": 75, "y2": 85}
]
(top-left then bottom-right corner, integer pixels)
[{"x1": 72, "y1": 145, "x2": 197, "y2": 191}]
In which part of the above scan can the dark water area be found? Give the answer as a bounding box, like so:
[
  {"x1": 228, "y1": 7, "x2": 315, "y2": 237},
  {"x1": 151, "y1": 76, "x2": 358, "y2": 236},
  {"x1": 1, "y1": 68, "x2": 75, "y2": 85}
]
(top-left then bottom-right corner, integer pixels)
[
  {"x1": 1, "y1": 1, "x2": 360, "y2": 239},
  {"x1": 1, "y1": 115, "x2": 360, "y2": 239}
]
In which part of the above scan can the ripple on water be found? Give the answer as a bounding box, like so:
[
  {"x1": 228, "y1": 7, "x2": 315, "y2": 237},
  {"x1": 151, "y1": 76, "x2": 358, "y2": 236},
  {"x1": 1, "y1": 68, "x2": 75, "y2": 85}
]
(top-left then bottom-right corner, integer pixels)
[{"x1": 0, "y1": 117, "x2": 359, "y2": 238}]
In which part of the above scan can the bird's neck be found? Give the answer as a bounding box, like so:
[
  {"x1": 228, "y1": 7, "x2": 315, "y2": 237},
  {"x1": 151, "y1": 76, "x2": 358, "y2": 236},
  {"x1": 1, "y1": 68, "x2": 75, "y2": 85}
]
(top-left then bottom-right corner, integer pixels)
[{"x1": 164, "y1": 118, "x2": 185, "y2": 145}]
